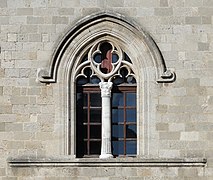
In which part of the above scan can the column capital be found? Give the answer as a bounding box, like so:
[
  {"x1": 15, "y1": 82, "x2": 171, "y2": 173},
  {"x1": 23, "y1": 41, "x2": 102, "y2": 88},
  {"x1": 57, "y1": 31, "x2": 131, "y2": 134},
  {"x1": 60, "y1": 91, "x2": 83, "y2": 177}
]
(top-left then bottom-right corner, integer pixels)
[{"x1": 99, "y1": 82, "x2": 113, "y2": 97}]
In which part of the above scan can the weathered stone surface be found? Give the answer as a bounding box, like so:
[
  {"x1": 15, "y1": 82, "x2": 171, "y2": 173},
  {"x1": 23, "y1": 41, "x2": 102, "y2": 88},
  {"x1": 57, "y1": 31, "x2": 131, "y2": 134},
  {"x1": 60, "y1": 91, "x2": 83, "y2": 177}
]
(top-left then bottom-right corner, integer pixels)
[{"x1": 0, "y1": 0, "x2": 212, "y2": 179}]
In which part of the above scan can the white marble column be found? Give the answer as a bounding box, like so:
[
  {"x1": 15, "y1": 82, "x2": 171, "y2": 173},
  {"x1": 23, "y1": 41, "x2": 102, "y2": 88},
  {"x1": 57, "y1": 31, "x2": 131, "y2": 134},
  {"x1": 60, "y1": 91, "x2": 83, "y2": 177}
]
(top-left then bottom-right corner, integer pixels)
[{"x1": 99, "y1": 82, "x2": 113, "y2": 159}]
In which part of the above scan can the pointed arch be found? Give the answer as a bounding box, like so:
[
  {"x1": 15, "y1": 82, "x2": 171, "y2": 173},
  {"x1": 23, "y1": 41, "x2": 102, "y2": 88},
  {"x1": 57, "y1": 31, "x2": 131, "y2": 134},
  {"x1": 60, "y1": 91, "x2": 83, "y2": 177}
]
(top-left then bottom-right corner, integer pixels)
[{"x1": 37, "y1": 11, "x2": 175, "y2": 83}]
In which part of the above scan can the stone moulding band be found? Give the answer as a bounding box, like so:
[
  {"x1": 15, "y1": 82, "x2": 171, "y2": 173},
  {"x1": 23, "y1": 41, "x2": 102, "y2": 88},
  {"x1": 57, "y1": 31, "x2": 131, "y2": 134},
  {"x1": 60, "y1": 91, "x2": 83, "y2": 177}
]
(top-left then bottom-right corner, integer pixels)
[
  {"x1": 37, "y1": 11, "x2": 176, "y2": 84},
  {"x1": 8, "y1": 158, "x2": 207, "y2": 168}
]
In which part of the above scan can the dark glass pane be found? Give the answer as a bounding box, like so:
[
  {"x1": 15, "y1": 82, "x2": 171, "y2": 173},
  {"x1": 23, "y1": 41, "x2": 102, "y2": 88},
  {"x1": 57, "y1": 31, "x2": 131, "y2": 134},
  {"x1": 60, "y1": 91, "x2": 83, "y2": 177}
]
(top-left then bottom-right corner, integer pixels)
[
  {"x1": 113, "y1": 77, "x2": 124, "y2": 85},
  {"x1": 76, "y1": 77, "x2": 88, "y2": 85},
  {"x1": 94, "y1": 54, "x2": 102, "y2": 63},
  {"x1": 90, "y1": 76, "x2": 101, "y2": 84},
  {"x1": 112, "y1": 109, "x2": 124, "y2": 123},
  {"x1": 124, "y1": 53, "x2": 132, "y2": 63},
  {"x1": 84, "y1": 67, "x2": 92, "y2": 77},
  {"x1": 90, "y1": 109, "x2": 101, "y2": 123},
  {"x1": 100, "y1": 42, "x2": 112, "y2": 53},
  {"x1": 83, "y1": 109, "x2": 88, "y2": 122},
  {"x1": 112, "y1": 54, "x2": 119, "y2": 63},
  {"x1": 90, "y1": 141, "x2": 101, "y2": 155},
  {"x1": 126, "y1": 125, "x2": 137, "y2": 138},
  {"x1": 81, "y1": 54, "x2": 88, "y2": 62},
  {"x1": 112, "y1": 141, "x2": 124, "y2": 155},
  {"x1": 126, "y1": 93, "x2": 136, "y2": 106},
  {"x1": 127, "y1": 76, "x2": 136, "y2": 84},
  {"x1": 112, "y1": 125, "x2": 124, "y2": 139},
  {"x1": 120, "y1": 68, "x2": 128, "y2": 78},
  {"x1": 126, "y1": 141, "x2": 136, "y2": 155},
  {"x1": 84, "y1": 141, "x2": 88, "y2": 155},
  {"x1": 126, "y1": 109, "x2": 136, "y2": 122},
  {"x1": 83, "y1": 93, "x2": 88, "y2": 107},
  {"x1": 83, "y1": 125, "x2": 88, "y2": 139},
  {"x1": 112, "y1": 93, "x2": 123, "y2": 106},
  {"x1": 90, "y1": 93, "x2": 101, "y2": 107},
  {"x1": 90, "y1": 125, "x2": 101, "y2": 139}
]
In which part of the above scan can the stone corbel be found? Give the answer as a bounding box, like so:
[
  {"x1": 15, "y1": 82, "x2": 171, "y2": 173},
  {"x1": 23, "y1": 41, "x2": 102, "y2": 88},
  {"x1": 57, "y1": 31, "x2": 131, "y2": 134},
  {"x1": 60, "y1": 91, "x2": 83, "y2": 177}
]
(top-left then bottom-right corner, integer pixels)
[
  {"x1": 157, "y1": 70, "x2": 176, "y2": 83},
  {"x1": 37, "y1": 68, "x2": 56, "y2": 83}
]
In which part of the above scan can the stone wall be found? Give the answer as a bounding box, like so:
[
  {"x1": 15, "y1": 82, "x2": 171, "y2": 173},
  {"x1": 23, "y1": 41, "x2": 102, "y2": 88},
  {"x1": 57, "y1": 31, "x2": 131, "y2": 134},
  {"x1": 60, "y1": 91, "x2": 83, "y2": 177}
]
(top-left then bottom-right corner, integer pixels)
[{"x1": 0, "y1": 0, "x2": 213, "y2": 179}]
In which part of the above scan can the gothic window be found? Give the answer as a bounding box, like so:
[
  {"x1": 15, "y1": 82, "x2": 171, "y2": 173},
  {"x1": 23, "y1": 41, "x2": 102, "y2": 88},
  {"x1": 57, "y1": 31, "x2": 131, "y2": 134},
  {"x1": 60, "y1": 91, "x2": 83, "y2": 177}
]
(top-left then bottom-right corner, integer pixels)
[{"x1": 75, "y1": 41, "x2": 136, "y2": 158}]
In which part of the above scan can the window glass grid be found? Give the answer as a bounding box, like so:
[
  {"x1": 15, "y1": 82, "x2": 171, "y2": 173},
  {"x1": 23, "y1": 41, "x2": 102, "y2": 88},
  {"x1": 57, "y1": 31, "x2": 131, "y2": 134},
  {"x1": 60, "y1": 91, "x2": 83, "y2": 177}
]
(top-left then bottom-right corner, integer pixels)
[{"x1": 111, "y1": 88, "x2": 137, "y2": 157}]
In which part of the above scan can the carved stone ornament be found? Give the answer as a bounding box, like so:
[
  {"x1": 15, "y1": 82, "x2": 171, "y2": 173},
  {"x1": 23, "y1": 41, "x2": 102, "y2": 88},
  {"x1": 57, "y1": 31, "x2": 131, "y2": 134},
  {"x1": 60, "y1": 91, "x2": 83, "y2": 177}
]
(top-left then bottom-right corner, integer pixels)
[
  {"x1": 75, "y1": 40, "x2": 135, "y2": 83},
  {"x1": 99, "y1": 82, "x2": 113, "y2": 97}
]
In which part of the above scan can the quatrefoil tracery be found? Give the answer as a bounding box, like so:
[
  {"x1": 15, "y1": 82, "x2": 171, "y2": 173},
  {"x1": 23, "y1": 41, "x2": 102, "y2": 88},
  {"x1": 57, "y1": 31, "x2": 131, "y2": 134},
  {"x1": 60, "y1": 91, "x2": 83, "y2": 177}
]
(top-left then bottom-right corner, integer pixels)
[{"x1": 75, "y1": 41, "x2": 135, "y2": 83}]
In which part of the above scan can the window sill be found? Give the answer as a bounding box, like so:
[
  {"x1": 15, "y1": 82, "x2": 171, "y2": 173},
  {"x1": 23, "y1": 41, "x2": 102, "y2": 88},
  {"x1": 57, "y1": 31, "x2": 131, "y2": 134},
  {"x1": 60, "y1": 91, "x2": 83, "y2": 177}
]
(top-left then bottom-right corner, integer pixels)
[{"x1": 8, "y1": 157, "x2": 207, "y2": 168}]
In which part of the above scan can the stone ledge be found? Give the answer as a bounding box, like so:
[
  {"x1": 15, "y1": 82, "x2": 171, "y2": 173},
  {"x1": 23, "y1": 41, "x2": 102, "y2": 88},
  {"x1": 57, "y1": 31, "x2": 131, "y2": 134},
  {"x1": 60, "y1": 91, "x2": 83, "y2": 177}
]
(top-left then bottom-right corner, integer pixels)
[{"x1": 8, "y1": 157, "x2": 207, "y2": 168}]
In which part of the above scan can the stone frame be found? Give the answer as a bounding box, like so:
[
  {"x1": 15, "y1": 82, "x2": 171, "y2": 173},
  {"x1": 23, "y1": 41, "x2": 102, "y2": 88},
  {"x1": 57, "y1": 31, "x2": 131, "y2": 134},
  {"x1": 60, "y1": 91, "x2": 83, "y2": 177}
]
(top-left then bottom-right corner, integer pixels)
[{"x1": 37, "y1": 11, "x2": 176, "y2": 158}]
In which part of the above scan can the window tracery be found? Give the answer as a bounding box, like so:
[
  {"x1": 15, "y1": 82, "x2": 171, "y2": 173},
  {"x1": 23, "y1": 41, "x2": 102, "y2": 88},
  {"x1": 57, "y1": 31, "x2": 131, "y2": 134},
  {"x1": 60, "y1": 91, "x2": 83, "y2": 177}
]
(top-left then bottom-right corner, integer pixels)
[{"x1": 75, "y1": 40, "x2": 136, "y2": 158}]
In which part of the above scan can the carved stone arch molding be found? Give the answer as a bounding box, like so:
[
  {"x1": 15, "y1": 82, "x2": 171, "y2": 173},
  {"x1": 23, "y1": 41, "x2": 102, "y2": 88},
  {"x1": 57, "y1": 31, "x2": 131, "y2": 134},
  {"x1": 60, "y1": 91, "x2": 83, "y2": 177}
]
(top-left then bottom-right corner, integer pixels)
[
  {"x1": 37, "y1": 11, "x2": 176, "y2": 157},
  {"x1": 37, "y1": 11, "x2": 175, "y2": 83}
]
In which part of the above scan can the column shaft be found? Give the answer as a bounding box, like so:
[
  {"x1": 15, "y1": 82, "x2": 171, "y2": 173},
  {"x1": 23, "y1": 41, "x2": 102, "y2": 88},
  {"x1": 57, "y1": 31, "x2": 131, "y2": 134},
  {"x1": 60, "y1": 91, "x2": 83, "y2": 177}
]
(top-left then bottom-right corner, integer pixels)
[{"x1": 99, "y1": 82, "x2": 113, "y2": 159}]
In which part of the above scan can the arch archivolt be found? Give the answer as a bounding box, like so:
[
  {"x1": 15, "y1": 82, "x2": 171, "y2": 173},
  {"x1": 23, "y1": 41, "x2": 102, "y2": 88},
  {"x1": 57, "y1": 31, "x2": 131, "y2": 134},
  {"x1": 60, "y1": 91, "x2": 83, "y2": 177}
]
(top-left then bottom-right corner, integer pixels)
[{"x1": 37, "y1": 11, "x2": 175, "y2": 157}]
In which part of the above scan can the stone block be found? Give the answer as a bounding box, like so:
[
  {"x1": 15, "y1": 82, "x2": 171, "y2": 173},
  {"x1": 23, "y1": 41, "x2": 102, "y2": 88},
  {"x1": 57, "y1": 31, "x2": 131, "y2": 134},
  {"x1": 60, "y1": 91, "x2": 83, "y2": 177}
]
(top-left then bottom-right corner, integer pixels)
[
  {"x1": 11, "y1": 96, "x2": 29, "y2": 105},
  {"x1": 14, "y1": 132, "x2": 34, "y2": 140},
  {"x1": 137, "y1": 8, "x2": 154, "y2": 16},
  {"x1": 169, "y1": 123, "x2": 185, "y2": 132},
  {"x1": 39, "y1": 25, "x2": 56, "y2": 33},
  {"x1": 180, "y1": 96, "x2": 198, "y2": 105},
  {"x1": 0, "y1": 123, "x2": 5, "y2": 131},
  {"x1": 61, "y1": 0, "x2": 80, "y2": 7},
  {"x1": 92, "y1": 178, "x2": 109, "y2": 180},
  {"x1": 20, "y1": 25, "x2": 38, "y2": 33},
  {"x1": 202, "y1": 16, "x2": 212, "y2": 24},
  {"x1": 0, "y1": 105, "x2": 12, "y2": 114},
  {"x1": 184, "y1": 0, "x2": 203, "y2": 7},
  {"x1": 184, "y1": 78, "x2": 200, "y2": 87},
  {"x1": 5, "y1": 69, "x2": 19, "y2": 78},
  {"x1": 0, "y1": 168, "x2": 6, "y2": 176},
  {"x1": 8, "y1": 33, "x2": 17, "y2": 42},
  {"x1": 178, "y1": 168, "x2": 198, "y2": 177},
  {"x1": 2, "y1": 177, "x2": 17, "y2": 180},
  {"x1": 29, "y1": 34, "x2": 42, "y2": 42},
  {"x1": 25, "y1": 141, "x2": 42, "y2": 149},
  {"x1": 199, "y1": 7, "x2": 213, "y2": 16},
  {"x1": 180, "y1": 132, "x2": 199, "y2": 141},
  {"x1": 159, "y1": 149, "x2": 180, "y2": 158},
  {"x1": 156, "y1": 123, "x2": 168, "y2": 131},
  {"x1": 173, "y1": 25, "x2": 192, "y2": 34},
  {"x1": 10, "y1": 16, "x2": 27, "y2": 25},
  {"x1": 17, "y1": 8, "x2": 33, "y2": 15},
  {"x1": 0, "y1": 86, "x2": 3, "y2": 95},
  {"x1": 106, "y1": 0, "x2": 124, "y2": 7},
  {"x1": 27, "y1": 16, "x2": 44, "y2": 24},
  {"x1": 80, "y1": 0, "x2": 98, "y2": 7},
  {"x1": 159, "y1": 132, "x2": 180, "y2": 140},
  {"x1": 160, "y1": 0, "x2": 168, "y2": 7},
  {"x1": 0, "y1": 0, "x2": 7, "y2": 7},
  {"x1": 154, "y1": 8, "x2": 173, "y2": 16},
  {"x1": 0, "y1": 16, "x2": 9, "y2": 25},
  {"x1": 185, "y1": 17, "x2": 201, "y2": 24},
  {"x1": 5, "y1": 123, "x2": 23, "y2": 132},
  {"x1": 200, "y1": 78, "x2": 213, "y2": 86},
  {"x1": 35, "y1": 132, "x2": 54, "y2": 140},
  {"x1": 203, "y1": 0, "x2": 213, "y2": 6},
  {"x1": 58, "y1": 8, "x2": 74, "y2": 15},
  {"x1": 7, "y1": 141, "x2": 24, "y2": 149},
  {"x1": 198, "y1": 42, "x2": 209, "y2": 51}
]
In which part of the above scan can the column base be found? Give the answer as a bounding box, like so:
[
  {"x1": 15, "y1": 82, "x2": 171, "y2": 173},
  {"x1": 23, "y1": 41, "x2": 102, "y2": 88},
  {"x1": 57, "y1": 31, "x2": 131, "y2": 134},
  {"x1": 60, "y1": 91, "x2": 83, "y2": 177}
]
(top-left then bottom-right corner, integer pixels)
[{"x1": 99, "y1": 154, "x2": 113, "y2": 159}]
